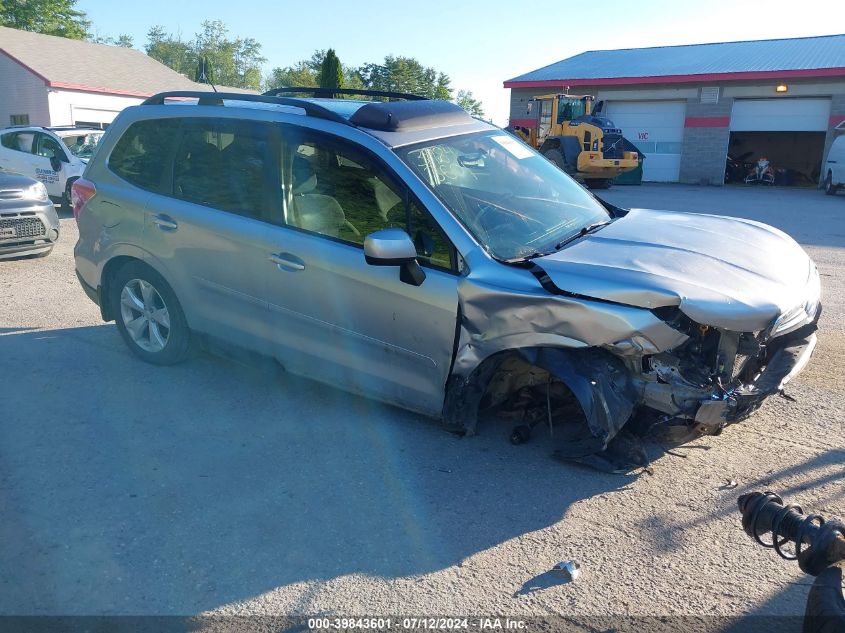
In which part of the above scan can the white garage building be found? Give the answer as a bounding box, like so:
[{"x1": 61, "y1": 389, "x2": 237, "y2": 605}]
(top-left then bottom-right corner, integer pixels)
[
  {"x1": 0, "y1": 26, "x2": 237, "y2": 129},
  {"x1": 506, "y1": 34, "x2": 845, "y2": 185}
]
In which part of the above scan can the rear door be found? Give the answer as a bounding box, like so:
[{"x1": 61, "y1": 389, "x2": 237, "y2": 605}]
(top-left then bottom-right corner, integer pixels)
[
  {"x1": 0, "y1": 131, "x2": 39, "y2": 180},
  {"x1": 260, "y1": 127, "x2": 460, "y2": 415},
  {"x1": 138, "y1": 116, "x2": 282, "y2": 351}
]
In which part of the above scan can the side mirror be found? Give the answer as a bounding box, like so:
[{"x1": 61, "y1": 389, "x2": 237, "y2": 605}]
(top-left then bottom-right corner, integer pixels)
[
  {"x1": 364, "y1": 228, "x2": 426, "y2": 286},
  {"x1": 49, "y1": 156, "x2": 61, "y2": 172}
]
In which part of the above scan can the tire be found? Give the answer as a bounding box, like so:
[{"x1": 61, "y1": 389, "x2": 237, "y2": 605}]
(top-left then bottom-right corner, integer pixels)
[
  {"x1": 824, "y1": 171, "x2": 838, "y2": 196},
  {"x1": 110, "y1": 261, "x2": 193, "y2": 365},
  {"x1": 586, "y1": 179, "x2": 612, "y2": 190},
  {"x1": 544, "y1": 149, "x2": 565, "y2": 171},
  {"x1": 61, "y1": 178, "x2": 76, "y2": 214}
]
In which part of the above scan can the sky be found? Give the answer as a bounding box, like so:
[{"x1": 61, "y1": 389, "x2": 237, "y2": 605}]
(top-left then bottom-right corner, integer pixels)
[{"x1": 79, "y1": 0, "x2": 843, "y2": 126}]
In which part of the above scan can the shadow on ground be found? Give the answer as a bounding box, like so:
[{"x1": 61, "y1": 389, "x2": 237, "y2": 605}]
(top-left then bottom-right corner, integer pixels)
[{"x1": 0, "y1": 325, "x2": 628, "y2": 614}]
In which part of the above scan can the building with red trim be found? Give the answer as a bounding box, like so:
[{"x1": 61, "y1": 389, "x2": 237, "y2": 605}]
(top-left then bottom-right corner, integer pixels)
[
  {"x1": 505, "y1": 34, "x2": 845, "y2": 185},
  {"x1": 0, "y1": 26, "x2": 251, "y2": 129}
]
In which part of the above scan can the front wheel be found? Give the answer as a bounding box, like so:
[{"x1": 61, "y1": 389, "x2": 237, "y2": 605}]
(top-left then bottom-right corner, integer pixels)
[
  {"x1": 61, "y1": 178, "x2": 76, "y2": 213},
  {"x1": 110, "y1": 261, "x2": 193, "y2": 365},
  {"x1": 824, "y1": 172, "x2": 838, "y2": 196}
]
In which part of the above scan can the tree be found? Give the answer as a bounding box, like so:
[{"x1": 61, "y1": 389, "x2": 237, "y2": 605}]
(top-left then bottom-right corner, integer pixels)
[
  {"x1": 455, "y1": 90, "x2": 484, "y2": 117},
  {"x1": 357, "y1": 56, "x2": 459, "y2": 101},
  {"x1": 145, "y1": 21, "x2": 266, "y2": 90},
  {"x1": 0, "y1": 0, "x2": 90, "y2": 39},
  {"x1": 145, "y1": 26, "x2": 193, "y2": 76},
  {"x1": 319, "y1": 49, "x2": 343, "y2": 90},
  {"x1": 265, "y1": 49, "x2": 324, "y2": 90},
  {"x1": 265, "y1": 62, "x2": 318, "y2": 90},
  {"x1": 89, "y1": 32, "x2": 134, "y2": 48}
]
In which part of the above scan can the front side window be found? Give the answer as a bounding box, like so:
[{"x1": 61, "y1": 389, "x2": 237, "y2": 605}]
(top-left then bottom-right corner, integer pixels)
[
  {"x1": 172, "y1": 118, "x2": 274, "y2": 221},
  {"x1": 397, "y1": 130, "x2": 610, "y2": 262},
  {"x1": 35, "y1": 134, "x2": 67, "y2": 161},
  {"x1": 283, "y1": 130, "x2": 455, "y2": 270},
  {"x1": 109, "y1": 119, "x2": 180, "y2": 191}
]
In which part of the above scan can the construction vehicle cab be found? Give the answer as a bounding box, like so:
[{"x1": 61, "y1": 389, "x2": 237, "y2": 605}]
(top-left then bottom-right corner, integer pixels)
[{"x1": 510, "y1": 93, "x2": 639, "y2": 189}]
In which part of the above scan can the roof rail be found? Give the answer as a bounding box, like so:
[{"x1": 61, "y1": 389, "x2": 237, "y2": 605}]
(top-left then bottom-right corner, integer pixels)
[
  {"x1": 263, "y1": 87, "x2": 428, "y2": 101},
  {"x1": 140, "y1": 91, "x2": 351, "y2": 125}
]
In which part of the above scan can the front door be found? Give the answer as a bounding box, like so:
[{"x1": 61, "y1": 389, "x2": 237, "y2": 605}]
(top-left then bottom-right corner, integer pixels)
[
  {"x1": 33, "y1": 132, "x2": 68, "y2": 197},
  {"x1": 262, "y1": 128, "x2": 460, "y2": 415}
]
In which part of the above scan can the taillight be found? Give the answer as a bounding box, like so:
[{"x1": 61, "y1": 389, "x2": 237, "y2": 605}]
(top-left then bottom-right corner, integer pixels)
[{"x1": 71, "y1": 178, "x2": 96, "y2": 220}]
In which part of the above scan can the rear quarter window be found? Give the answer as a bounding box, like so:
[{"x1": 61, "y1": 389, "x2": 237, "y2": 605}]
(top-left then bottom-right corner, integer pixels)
[{"x1": 108, "y1": 119, "x2": 179, "y2": 191}]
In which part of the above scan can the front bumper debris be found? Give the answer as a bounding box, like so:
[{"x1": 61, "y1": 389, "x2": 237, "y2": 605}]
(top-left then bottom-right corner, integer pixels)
[{"x1": 695, "y1": 333, "x2": 817, "y2": 428}]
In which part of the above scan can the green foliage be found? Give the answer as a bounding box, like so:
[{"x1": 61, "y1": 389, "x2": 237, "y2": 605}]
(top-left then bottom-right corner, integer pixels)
[
  {"x1": 145, "y1": 21, "x2": 266, "y2": 90},
  {"x1": 319, "y1": 49, "x2": 344, "y2": 90},
  {"x1": 358, "y1": 56, "x2": 453, "y2": 100},
  {"x1": 145, "y1": 26, "x2": 193, "y2": 76},
  {"x1": 264, "y1": 49, "x2": 323, "y2": 91},
  {"x1": 455, "y1": 90, "x2": 484, "y2": 117},
  {"x1": 0, "y1": 0, "x2": 90, "y2": 39},
  {"x1": 267, "y1": 50, "x2": 485, "y2": 111},
  {"x1": 89, "y1": 32, "x2": 134, "y2": 48}
]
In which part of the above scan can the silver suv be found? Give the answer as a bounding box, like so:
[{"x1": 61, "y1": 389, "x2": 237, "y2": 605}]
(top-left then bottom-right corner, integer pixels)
[{"x1": 74, "y1": 88, "x2": 820, "y2": 467}]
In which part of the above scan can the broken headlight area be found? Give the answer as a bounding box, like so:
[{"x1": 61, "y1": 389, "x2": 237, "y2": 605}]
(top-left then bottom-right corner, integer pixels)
[{"x1": 634, "y1": 307, "x2": 820, "y2": 440}]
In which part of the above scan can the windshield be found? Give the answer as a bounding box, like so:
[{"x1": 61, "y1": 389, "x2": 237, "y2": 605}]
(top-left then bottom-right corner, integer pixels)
[
  {"x1": 61, "y1": 132, "x2": 104, "y2": 159},
  {"x1": 396, "y1": 130, "x2": 610, "y2": 261}
]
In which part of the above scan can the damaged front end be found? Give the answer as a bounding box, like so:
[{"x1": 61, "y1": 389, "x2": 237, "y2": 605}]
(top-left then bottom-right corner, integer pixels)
[
  {"x1": 442, "y1": 260, "x2": 821, "y2": 471},
  {"x1": 627, "y1": 306, "x2": 819, "y2": 440}
]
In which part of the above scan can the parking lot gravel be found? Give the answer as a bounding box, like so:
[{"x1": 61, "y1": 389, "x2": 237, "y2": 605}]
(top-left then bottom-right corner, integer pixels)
[{"x1": 0, "y1": 184, "x2": 842, "y2": 628}]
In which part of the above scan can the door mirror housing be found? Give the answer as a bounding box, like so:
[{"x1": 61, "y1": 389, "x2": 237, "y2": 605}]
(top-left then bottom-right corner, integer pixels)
[
  {"x1": 49, "y1": 156, "x2": 61, "y2": 172},
  {"x1": 364, "y1": 228, "x2": 426, "y2": 286}
]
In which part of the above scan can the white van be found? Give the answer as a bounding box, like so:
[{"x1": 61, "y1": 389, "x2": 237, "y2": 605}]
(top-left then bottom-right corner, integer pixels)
[
  {"x1": 0, "y1": 126, "x2": 104, "y2": 209},
  {"x1": 824, "y1": 122, "x2": 845, "y2": 195}
]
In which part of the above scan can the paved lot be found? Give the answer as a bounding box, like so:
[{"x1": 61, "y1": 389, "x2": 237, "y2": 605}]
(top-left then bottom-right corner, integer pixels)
[{"x1": 0, "y1": 184, "x2": 843, "y2": 625}]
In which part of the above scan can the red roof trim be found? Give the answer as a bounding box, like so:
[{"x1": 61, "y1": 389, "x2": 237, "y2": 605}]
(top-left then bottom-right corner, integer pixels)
[
  {"x1": 685, "y1": 116, "x2": 730, "y2": 128},
  {"x1": 0, "y1": 48, "x2": 49, "y2": 85},
  {"x1": 47, "y1": 81, "x2": 153, "y2": 98},
  {"x1": 503, "y1": 67, "x2": 845, "y2": 88}
]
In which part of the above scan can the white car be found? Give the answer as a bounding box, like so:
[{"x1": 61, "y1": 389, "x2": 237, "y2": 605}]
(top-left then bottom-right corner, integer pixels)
[
  {"x1": 823, "y1": 122, "x2": 845, "y2": 195},
  {"x1": 0, "y1": 126, "x2": 104, "y2": 209}
]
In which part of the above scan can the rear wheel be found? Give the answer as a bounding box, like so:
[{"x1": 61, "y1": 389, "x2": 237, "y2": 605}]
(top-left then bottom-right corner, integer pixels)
[
  {"x1": 824, "y1": 171, "x2": 838, "y2": 196},
  {"x1": 586, "y1": 179, "x2": 612, "y2": 190},
  {"x1": 110, "y1": 261, "x2": 193, "y2": 365}
]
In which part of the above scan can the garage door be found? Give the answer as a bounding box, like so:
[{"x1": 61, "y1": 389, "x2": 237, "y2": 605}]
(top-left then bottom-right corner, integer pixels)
[
  {"x1": 605, "y1": 101, "x2": 686, "y2": 182},
  {"x1": 730, "y1": 98, "x2": 831, "y2": 132},
  {"x1": 70, "y1": 107, "x2": 120, "y2": 127}
]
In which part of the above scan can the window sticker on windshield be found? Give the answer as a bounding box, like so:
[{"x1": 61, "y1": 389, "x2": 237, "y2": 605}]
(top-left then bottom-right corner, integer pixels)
[{"x1": 490, "y1": 134, "x2": 534, "y2": 159}]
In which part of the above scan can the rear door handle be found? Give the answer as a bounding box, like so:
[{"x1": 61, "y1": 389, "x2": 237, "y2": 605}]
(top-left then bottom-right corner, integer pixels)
[
  {"x1": 269, "y1": 252, "x2": 305, "y2": 272},
  {"x1": 152, "y1": 214, "x2": 178, "y2": 231}
]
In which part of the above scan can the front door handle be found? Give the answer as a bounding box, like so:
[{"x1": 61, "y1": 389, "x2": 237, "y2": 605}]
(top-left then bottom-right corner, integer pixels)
[
  {"x1": 152, "y1": 214, "x2": 178, "y2": 231},
  {"x1": 269, "y1": 252, "x2": 305, "y2": 272}
]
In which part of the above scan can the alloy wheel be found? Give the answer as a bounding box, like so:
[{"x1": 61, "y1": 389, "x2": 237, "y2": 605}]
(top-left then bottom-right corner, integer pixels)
[{"x1": 119, "y1": 278, "x2": 171, "y2": 353}]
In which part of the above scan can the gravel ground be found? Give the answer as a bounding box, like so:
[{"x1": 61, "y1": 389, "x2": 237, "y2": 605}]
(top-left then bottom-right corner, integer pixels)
[{"x1": 0, "y1": 184, "x2": 842, "y2": 627}]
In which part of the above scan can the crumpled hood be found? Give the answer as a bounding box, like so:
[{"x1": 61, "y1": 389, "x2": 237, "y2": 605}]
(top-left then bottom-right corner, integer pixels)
[{"x1": 535, "y1": 208, "x2": 817, "y2": 331}]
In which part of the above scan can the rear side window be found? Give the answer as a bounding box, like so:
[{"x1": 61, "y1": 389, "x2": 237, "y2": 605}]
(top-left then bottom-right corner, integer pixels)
[
  {"x1": 1, "y1": 131, "x2": 34, "y2": 153},
  {"x1": 172, "y1": 118, "x2": 275, "y2": 221},
  {"x1": 109, "y1": 119, "x2": 179, "y2": 191}
]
